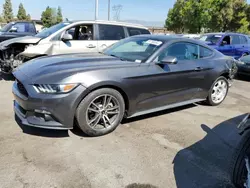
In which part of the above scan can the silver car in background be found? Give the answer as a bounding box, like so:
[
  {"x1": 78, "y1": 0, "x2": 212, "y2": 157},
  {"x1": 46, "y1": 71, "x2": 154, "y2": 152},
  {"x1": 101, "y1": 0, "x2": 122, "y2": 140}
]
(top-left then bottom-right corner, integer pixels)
[{"x1": 0, "y1": 20, "x2": 150, "y2": 73}]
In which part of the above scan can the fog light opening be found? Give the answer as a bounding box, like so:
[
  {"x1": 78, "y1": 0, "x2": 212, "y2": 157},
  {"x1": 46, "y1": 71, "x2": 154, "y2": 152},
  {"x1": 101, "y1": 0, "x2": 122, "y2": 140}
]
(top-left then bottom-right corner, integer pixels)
[{"x1": 34, "y1": 109, "x2": 51, "y2": 115}]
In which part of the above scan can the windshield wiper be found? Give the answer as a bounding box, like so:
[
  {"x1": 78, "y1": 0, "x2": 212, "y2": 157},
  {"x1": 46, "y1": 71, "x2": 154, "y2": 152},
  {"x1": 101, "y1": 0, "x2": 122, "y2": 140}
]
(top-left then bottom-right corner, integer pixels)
[{"x1": 109, "y1": 54, "x2": 126, "y2": 61}]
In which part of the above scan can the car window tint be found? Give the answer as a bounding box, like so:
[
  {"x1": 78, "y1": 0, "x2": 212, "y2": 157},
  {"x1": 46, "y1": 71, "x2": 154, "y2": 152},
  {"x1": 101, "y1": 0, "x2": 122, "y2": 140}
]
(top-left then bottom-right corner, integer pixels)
[
  {"x1": 231, "y1": 35, "x2": 241, "y2": 44},
  {"x1": 66, "y1": 25, "x2": 93, "y2": 40},
  {"x1": 28, "y1": 23, "x2": 36, "y2": 33},
  {"x1": 112, "y1": 41, "x2": 149, "y2": 53},
  {"x1": 127, "y1": 27, "x2": 150, "y2": 36},
  {"x1": 200, "y1": 46, "x2": 213, "y2": 58},
  {"x1": 158, "y1": 42, "x2": 199, "y2": 61},
  {"x1": 99, "y1": 24, "x2": 125, "y2": 40},
  {"x1": 13, "y1": 23, "x2": 26, "y2": 32},
  {"x1": 240, "y1": 36, "x2": 248, "y2": 44}
]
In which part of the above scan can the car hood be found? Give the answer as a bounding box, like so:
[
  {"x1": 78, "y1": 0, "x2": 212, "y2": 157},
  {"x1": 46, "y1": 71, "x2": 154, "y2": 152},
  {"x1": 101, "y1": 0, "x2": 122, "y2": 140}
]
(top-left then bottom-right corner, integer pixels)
[
  {"x1": 13, "y1": 53, "x2": 137, "y2": 84},
  {"x1": 0, "y1": 35, "x2": 42, "y2": 48}
]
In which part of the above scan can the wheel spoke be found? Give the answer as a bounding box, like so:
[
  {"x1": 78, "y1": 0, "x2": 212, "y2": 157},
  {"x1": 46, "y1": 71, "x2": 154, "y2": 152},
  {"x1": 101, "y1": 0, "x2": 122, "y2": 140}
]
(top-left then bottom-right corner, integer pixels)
[
  {"x1": 107, "y1": 111, "x2": 119, "y2": 115},
  {"x1": 92, "y1": 114, "x2": 102, "y2": 128},
  {"x1": 91, "y1": 102, "x2": 100, "y2": 110},
  {"x1": 106, "y1": 106, "x2": 119, "y2": 112},
  {"x1": 105, "y1": 96, "x2": 112, "y2": 108},
  {"x1": 103, "y1": 95, "x2": 107, "y2": 107},
  {"x1": 88, "y1": 107, "x2": 99, "y2": 113},
  {"x1": 103, "y1": 115, "x2": 111, "y2": 126},
  {"x1": 89, "y1": 114, "x2": 101, "y2": 126}
]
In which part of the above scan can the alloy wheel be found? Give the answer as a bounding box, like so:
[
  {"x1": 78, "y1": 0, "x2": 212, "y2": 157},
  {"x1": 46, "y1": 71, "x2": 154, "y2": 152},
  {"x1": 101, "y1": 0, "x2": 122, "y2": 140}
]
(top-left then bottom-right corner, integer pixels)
[
  {"x1": 86, "y1": 94, "x2": 121, "y2": 130},
  {"x1": 211, "y1": 79, "x2": 228, "y2": 104}
]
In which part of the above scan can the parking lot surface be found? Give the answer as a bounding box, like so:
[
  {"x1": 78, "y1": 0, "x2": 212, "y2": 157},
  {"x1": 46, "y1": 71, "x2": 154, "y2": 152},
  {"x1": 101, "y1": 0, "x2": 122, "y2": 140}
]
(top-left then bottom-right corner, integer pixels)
[{"x1": 0, "y1": 74, "x2": 249, "y2": 188}]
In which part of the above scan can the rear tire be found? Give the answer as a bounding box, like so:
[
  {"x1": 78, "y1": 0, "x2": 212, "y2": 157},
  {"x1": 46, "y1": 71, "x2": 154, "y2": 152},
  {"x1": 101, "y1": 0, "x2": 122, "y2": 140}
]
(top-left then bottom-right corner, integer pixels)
[
  {"x1": 231, "y1": 130, "x2": 250, "y2": 188},
  {"x1": 76, "y1": 88, "x2": 125, "y2": 136},
  {"x1": 206, "y1": 76, "x2": 229, "y2": 106}
]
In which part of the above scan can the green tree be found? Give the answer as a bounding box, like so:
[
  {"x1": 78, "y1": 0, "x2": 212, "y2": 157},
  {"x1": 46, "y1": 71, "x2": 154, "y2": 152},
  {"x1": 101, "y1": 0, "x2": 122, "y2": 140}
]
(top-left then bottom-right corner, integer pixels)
[
  {"x1": 207, "y1": 0, "x2": 234, "y2": 32},
  {"x1": 182, "y1": 0, "x2": 212, "y2": 33},
  {"x1": 41, "y1": 6, "x2": 53, "y2": 28},
  {"x1": 57, "y1": 6, "x2": 63, "y2": 23},
  {"x1": 165, "y1": 0, "x2": 186, "y2": 33},
  {"x1": 17, "y1": 3, "x2": 27, "y2": 20},
  {"x1": 229, "y1": 0, "x2": 249, "y2": 33},
  {"x1": 3, "y1": 0, "x2": 13, "y2": 23},
  {"x1": 26, "y1": 14, "x2": 31, "y2": 21}
]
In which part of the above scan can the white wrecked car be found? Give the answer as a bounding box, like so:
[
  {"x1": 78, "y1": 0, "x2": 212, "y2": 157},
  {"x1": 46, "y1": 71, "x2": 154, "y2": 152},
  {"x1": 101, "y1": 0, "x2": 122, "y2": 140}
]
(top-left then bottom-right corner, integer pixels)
[{"x1": 0, "y1": 20, "x2": 150, "y2": 73}]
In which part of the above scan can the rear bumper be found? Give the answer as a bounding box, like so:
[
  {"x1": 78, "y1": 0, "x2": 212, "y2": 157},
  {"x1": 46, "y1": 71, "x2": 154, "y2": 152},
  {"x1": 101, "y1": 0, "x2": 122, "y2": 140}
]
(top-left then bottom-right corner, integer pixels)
[{"x1": 12, "y1": 80, "x2": 87, "y2": 130}]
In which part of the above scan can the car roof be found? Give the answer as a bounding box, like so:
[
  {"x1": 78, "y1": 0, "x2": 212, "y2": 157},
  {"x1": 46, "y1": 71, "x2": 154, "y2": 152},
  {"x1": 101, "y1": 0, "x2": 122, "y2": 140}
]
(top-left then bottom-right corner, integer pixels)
[
  {"x1": 202, "y1": 32, "x2": 247, "y2": 36},
  {"x1": 68, "y1": 20, "x2": 148, "y2": 29},
  {"x1": 130, "y1": 34, "x2": 208, "y2": 45}
]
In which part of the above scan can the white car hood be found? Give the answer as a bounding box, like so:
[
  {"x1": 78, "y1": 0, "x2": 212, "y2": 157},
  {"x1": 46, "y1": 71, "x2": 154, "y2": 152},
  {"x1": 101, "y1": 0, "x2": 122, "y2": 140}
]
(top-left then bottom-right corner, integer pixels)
[{"x1": 0, "y1": 36, "x2": 42, "y2": 48}]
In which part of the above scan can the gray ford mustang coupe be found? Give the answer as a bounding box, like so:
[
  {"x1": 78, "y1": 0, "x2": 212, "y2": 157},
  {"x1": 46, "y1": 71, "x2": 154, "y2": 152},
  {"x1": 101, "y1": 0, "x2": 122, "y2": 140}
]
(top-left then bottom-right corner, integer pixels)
[{"x1": 12, "y1": 35, "x2": 237, "y2": 136}]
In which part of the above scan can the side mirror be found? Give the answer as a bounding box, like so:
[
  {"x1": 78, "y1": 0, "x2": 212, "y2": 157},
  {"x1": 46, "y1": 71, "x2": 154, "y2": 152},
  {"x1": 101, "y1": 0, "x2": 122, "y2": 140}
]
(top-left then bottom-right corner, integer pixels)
[
  {"x1": 9, "y1": 27, "x2": 17, "y2": 32},
  {"x1": 62, "y1": 33, "x2": 73, "y2": 41},
  {"x1": 159, "y1": 56, "x2": 178, "y2": 65},
  {"x1": 221, "y1": 41, "x2": 228, "y2": 46}
]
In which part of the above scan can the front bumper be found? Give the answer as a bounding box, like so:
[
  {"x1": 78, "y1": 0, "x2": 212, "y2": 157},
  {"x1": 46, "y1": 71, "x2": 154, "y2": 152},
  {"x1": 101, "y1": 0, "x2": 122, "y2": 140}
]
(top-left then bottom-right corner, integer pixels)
[{"x1": 12, "y1": 80, "x2": 87, "y2": 130}]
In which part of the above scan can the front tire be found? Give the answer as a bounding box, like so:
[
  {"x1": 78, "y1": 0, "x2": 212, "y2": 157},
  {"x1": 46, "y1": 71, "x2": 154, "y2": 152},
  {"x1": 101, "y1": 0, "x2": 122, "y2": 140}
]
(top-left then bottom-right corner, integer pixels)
[
  {"x1": 76, "y1": 88, "x2": 125, "y2": 136},
  {"x1": 231, "y1": 130, "x2": 250, "y2": 188},
  {"x1": 206, "y1": 76, "x2": 229, "y2": 106}
]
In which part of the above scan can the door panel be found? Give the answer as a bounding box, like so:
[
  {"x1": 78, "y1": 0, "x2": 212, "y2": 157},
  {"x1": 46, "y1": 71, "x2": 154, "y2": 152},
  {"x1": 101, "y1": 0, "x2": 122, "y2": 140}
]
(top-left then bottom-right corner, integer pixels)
[
  {"x1": 218, "y1": 35, "x2": 235, "y2": 57},
  {"x1": 58, "y1": 24, "x2": 98, "y2": 54},
  {"x1": 135, "y1": 60, "x2": 207, "y2": 112},
  {"x1": 98, "y1": 40, "x2": 117, "y2": 52},
  {"x1": 58, "y1": 40, "x2": 98, "y2": 54}
]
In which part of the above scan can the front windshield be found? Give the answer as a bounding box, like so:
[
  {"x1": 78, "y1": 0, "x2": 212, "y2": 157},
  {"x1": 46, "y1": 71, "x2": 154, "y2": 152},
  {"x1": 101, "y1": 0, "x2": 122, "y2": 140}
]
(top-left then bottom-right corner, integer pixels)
[
  {"x1": 200, "y1": 34, "x2": 222, "y2": 44},
  {"x1": 0, "y1": 22, "x2": 14, "y2": 32},
  {"x1": 35, "y1": 22, "x2": 71, "y2": 38},
  {"x1": 103, "y1": 37, "x2": 164, "y2": 62}
]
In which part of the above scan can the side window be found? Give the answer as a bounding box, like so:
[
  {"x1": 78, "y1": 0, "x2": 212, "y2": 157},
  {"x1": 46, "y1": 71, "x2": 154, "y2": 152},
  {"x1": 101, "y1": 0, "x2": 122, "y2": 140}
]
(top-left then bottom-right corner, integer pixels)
[
  {"x1": 222, "y1": 36, "x2": 231, "y2": 45},
  {"x1": 99, "y1": 24, "x2": 125, "y2": 40},
  {"x1": 240, "y1": 36, "x2": 248, "y2": 44},
  {"x1": 231, "y1": 35, "x2": 241, "y2": 45},
  {"x1": 127, "y1": 27, "x2": 150, "y2": 36},
  {"x1": 65, "y1": 24, "x2": 93, "y2": 40},
  {"x1": 12, "y1": 23, "x2": 25, "y2": 33},
  {"x1": 200, "y1": 46, "x2": 213, "y2": 58},
  {"x1": 28, "y1": 23, "x2": 36, "y2": 33},
  {"x1": 158, "y1": 42, "x2": 199, "y2": 61}
]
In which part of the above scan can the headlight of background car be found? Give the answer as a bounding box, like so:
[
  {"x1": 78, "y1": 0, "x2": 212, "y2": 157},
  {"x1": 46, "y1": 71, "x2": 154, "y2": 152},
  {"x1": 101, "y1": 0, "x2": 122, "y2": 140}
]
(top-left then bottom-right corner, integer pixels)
[
  {"x1": 33, "y1": 84, "x2": 78, "y2": 94},
  {"x1": 236, "y1": 59, "x2": 245, "y2": 65}
]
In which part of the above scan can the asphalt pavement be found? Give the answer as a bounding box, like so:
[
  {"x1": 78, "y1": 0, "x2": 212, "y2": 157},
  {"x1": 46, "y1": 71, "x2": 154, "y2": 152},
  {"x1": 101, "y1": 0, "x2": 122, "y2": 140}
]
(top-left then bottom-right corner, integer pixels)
[{"x1": 0, "y1": 73, "x2": 249, "y2": 188}]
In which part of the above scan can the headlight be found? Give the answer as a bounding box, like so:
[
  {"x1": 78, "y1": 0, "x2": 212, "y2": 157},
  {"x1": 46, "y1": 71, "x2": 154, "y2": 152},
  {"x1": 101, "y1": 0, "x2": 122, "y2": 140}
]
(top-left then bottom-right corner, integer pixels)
[
  {"x1": 236, "y1": 59, "x2": 245, "y2": 65},
  {"x1": 33, "y1": 84, "x2": 78, "y2": 94}
]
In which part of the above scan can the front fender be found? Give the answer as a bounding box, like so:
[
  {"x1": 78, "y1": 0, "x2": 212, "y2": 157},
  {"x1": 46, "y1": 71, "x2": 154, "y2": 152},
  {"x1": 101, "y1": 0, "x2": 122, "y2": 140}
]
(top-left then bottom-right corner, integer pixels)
[
  {"x1": 238, "y1": 113, "x2": 250, "y2": 135},
  {"x1": 19, "y1": 43, "x2": 53, "y2": 58}
]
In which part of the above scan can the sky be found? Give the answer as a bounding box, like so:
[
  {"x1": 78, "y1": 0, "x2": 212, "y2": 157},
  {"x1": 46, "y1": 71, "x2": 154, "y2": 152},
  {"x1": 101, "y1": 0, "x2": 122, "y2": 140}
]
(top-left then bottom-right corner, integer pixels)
[
  {"x1": 0, "y1": 0, "x2": 176, "y2": 22},
  {"x1": 0, "y1": 0, "x2": 250, "y2": 26}
]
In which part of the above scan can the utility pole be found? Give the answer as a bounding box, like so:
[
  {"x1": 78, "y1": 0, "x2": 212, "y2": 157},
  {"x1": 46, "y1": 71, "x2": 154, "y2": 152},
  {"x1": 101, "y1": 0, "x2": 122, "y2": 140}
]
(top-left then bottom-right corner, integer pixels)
[
  {"x1": 95, "y1": 0, "x2": 99, "y2": 20},
  {"x1": 108, "y1": 0, "x2": 110, "y2": 20}
]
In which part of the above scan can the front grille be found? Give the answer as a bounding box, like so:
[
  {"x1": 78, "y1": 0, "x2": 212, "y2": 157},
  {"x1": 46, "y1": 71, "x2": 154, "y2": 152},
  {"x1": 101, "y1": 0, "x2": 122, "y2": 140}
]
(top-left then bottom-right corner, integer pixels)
[{"x1": 16, "y1": 80, "x2": 29, "y2": 97}]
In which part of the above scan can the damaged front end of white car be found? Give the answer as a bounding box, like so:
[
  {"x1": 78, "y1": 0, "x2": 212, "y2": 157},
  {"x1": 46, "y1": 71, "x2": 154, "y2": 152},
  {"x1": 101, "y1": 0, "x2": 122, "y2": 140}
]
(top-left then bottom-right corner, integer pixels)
[{"x1": 0, "y1": 36, "x2": 51, "y2": 74}]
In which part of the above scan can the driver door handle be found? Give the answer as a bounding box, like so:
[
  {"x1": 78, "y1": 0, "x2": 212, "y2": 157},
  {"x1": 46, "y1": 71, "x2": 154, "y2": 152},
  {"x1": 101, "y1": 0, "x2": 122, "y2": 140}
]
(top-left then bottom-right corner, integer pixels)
[
  {"x1": 86, "y1": 44, "x2": 96, "y2": 48},
  {"x1": 194, "y1": 67, "x2": 204, "y2": 71}
]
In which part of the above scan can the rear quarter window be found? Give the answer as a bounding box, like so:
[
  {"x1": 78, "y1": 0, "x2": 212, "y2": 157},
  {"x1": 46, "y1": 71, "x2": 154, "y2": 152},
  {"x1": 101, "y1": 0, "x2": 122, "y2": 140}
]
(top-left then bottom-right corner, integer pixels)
[
  {"x1": 98, "y1": 24, "x2": 125, "y2": 40},
  {"x1": 127, "y1": 27, "x2": 150, "y2": 36},
  {"x1": 200, "y1": 46, "x2": 213, "y2": 58}
]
